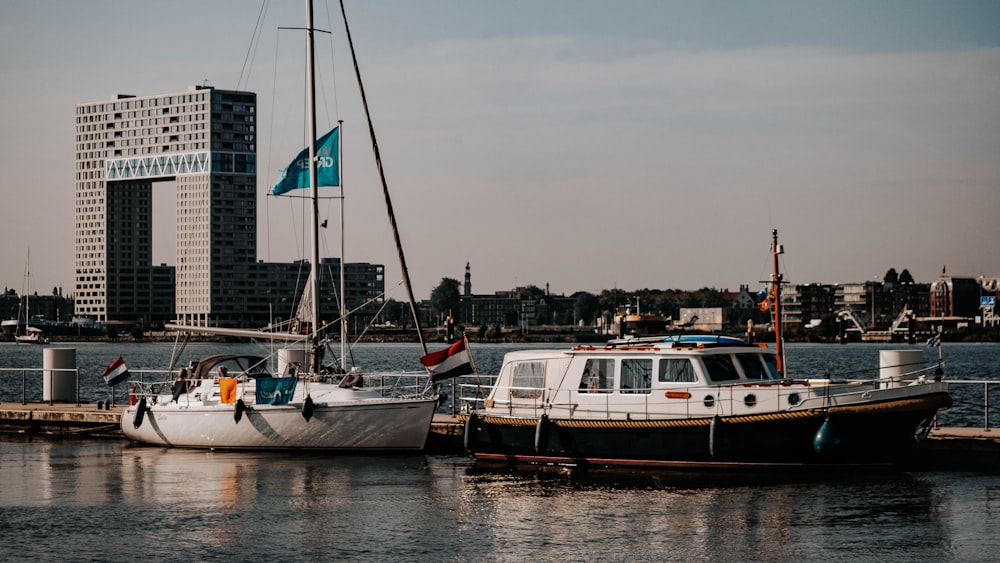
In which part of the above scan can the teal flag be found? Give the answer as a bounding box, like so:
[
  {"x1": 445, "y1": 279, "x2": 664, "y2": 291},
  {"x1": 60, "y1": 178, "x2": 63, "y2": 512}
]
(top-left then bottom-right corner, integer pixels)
[{"x1": 271, "y1": 127, "x2": 340, "y2": 195}]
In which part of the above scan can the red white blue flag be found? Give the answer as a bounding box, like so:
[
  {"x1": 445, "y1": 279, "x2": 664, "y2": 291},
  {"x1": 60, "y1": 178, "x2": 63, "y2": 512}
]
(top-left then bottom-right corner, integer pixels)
[
  {"x1": 420, "y1": 339, "x2": 474, "y2": 381},
  {"x1": 101, "y1": 356, "x2": 130, "y2": 387}
]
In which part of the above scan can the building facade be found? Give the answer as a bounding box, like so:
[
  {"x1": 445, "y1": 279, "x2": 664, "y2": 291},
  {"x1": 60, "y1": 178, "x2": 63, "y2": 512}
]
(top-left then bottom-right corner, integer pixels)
[
  {"x1": 75, "y1": 86, "x2": 256, "y2": 325},
  {"x1": 75, "y1": 87, "x2": 383, "y2": 329}
]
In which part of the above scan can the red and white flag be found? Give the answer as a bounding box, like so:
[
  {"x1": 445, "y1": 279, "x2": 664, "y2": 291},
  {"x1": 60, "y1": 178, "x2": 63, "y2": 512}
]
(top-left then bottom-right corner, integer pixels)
[
  {"x1": 101, "y1": 356, "x2": 130, "y2": 387},
  {"x1": 420, "y1": 338, "x2": 473, "y2": 381}
]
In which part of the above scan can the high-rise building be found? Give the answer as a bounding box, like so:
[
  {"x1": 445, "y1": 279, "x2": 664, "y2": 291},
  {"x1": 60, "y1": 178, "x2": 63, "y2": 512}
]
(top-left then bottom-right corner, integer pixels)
[
  {"x1": 75, "y1": 85, "x2": 256, "y2": 325},
  {"x1": 75, "y1": 86, "x2": 383, "y2": 329}
]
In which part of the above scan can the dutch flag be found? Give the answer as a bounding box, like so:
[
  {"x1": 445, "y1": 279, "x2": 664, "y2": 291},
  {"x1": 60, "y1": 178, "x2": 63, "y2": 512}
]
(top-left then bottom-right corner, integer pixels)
[
  {"x1": 420, "y1": 338, "x2": 474, "y2": 382},
  {"x1": 101, "y1": 356, "x2": 130, "y2": 387}
]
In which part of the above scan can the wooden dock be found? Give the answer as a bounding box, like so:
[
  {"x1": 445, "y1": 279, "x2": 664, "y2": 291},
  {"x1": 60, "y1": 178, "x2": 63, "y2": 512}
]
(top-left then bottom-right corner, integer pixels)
[{"x1": 1, "y1": 402, "x2": 995, "y2": 471}]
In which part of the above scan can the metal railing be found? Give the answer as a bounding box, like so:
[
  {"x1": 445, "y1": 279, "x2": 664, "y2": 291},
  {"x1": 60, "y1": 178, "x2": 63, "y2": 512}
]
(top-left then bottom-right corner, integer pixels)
[{"x1": 455, "y1": 378, "x2": 997, "y2": 430}]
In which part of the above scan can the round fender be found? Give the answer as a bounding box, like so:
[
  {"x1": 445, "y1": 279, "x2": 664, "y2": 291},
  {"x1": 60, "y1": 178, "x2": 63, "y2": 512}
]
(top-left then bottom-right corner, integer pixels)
[
  {"x1": 301, "y1": 395, "x2": 315, "y2": 422},
  {"x1": 463, "y1": 413, "x2": 478, "y2": 453},
  {"x1": 534, "y1": 414, "x2": 550, "y2": 454},
  {"x1": 813, "y1": 418, "x2": 843, "y2": 457},
  {"x1": 709, "y1": 415, "x2": 723, "y2": 459},
  {"x1": 132, "y1": 397, "x2": 147, "y2": 429},
  {"x1": 234, "y1": 398, "x2": 247, "y2": 424}
]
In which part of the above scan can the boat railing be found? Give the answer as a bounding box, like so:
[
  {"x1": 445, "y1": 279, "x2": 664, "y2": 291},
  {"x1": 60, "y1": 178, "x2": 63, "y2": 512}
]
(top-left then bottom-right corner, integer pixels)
[
  {"x1": 458, "y1": 377, "x2": 997, "y2": 430},
  {"x1": 0, "y1": 367, "x2": 435, "y2": 407}
]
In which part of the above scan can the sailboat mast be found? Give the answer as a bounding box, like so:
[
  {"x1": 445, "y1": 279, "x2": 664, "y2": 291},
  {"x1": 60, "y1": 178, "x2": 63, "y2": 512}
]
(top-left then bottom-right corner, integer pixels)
[
  {"x1": 771, "y1": 229, "x2": 785, "y2": 375},
  {"x1": 306, "y1": 0, "x2": 321, "y2": 353}
]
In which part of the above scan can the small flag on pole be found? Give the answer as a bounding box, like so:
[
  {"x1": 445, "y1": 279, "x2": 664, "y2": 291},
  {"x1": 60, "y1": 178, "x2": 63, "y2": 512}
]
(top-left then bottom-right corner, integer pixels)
[
  {"x1": 101, "y1": 356, "x2": 130, "y2": 387},
  {"x1": 420, "y1": 339, "x2": 474, "y2": 381},
  {"x1": 926, "y1": 334, "x2": 941, "y2": 348}
]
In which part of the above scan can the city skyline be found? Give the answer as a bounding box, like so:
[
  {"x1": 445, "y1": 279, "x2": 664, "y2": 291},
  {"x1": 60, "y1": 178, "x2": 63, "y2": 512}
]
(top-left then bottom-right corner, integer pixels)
[{"x1": 1, "y1": 0, "x2": 998, "y2": 304}]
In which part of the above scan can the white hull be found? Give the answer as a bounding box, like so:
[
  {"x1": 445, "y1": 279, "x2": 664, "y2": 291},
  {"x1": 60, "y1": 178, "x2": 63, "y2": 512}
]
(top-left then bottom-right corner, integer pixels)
[{"x1": 121, "y1": 386, "x2": 437, "y2": 450}]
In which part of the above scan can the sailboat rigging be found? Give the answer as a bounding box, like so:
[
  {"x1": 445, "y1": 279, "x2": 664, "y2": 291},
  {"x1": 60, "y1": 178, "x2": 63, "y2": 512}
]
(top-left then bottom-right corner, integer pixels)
[
  {"x1": 14, "y1": 249, "x2": 48, "y2": 345},
  {"x1": 121, "y1": 0, "x2": 439, "y2": 450}
]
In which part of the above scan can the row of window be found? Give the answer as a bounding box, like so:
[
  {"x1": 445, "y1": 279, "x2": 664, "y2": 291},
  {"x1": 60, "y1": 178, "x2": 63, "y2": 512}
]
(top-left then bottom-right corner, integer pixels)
[{"x1": 509, "y1": 353, "x2": 780, "y2": 399}]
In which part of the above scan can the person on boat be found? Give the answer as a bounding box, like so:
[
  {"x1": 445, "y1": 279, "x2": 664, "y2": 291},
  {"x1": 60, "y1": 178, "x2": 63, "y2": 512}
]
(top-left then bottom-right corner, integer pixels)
[
  {"x1": 217, "y1": 365, "x2": 228, "y2": 379},
  {"x1": 171, "y1": 368, "x2": 190, "y2": 403}
]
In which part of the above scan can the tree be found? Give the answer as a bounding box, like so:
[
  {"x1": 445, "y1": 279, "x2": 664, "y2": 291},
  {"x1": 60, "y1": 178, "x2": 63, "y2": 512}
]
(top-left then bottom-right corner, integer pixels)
[
  {"x1": 430, "y1": 278, "x2": 461, "y2": 320},
  {"x1": 383, "y1": 298, "x2": 403, "y2": 324},
  {"x1": 573, "y1": 292, "x2": 600, "y2": 325},
  {"x1": 899, "y1": 269, "x2": 914, "y2": 284},
  {"x1": 884, "y1": 268, "x2": 899, "y2": 286}
]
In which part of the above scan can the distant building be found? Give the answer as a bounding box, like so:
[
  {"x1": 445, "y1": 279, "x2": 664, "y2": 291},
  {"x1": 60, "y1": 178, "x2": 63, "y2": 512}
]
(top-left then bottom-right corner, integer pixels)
[
  {"x1": 74, "y1": 86, "x2": 382, "y2": 329},
  {"x1": 930, "y1": 274, "x2": 981, "y2": 319}
]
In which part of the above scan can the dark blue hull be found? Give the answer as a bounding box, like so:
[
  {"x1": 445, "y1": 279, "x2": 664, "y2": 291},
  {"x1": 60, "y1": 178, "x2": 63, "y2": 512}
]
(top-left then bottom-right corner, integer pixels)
[{"x1": 466, "y1": 393, "x2": 951, "y2": 468}]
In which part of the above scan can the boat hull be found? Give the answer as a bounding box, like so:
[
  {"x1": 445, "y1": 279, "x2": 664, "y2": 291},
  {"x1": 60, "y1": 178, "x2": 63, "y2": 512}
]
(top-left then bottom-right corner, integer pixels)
[
  {"x1": 121, "y1": 398, "x2": 438, "y2": 451},
  {"x1": 465, "y1": 393, "x2": 951, "y2": 468}
]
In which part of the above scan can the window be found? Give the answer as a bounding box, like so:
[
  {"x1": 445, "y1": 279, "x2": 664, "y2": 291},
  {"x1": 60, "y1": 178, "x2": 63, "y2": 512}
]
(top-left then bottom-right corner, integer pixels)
[
  {"x1": 620, "y1": 359, "x2": 652, "y2": 394},
  {"x1": 579, "y1": 358, "x2": 614, "y2": 394},
  {"x1": 762, "y1": 355, "x2": 780, "y2": 379},
  {"x1": 510, "y1": 361, "x2": 544, "y2": 399},
  {"x1": 736, "y1": 353, "x2": 772, "y2": 380},
  {"x1": 702, "y1": 355, "x2": 740, "y2": 382},
  {"x1": 659, "y1": 358, "x2": 698, "y2": 383}
]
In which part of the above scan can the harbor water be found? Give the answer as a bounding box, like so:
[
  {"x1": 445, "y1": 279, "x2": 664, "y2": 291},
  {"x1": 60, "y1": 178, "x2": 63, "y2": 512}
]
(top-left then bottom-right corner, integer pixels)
[{"x1": 1, "y1": 342, "x2": 999, "y2": 560}]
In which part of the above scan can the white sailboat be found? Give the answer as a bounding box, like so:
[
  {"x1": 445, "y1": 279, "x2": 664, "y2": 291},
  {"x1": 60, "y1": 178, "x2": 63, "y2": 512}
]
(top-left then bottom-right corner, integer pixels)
[
  {"x1": 120, "y1": 0, "x2": 438, "y2": 450},
  {"x1": 14, "y1": 249, "x2": 49, "y2": 345}
]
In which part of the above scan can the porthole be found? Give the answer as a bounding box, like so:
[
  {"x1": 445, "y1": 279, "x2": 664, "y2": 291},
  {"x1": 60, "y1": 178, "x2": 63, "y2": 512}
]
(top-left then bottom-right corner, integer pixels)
[
  {"x1": 703, "y1": 394, "x2": 715, "y2": 408},
  {"x1": 788, "y1": 392, "x2": 801, "y2": 406},
  {"x1": 744, "y1": 393, "x2": 757, "y2": 408}
]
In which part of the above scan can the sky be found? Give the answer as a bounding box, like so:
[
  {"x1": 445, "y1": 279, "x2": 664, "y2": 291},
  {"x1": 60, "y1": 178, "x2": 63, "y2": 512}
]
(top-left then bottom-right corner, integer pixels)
[{"x1": 1, "y1": 0, "x2": 998, "y2": 304}]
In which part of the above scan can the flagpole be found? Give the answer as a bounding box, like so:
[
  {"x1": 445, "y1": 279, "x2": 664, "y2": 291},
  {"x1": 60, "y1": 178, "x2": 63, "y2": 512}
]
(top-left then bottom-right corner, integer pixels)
[{"x1": 339, "y1": 119, "x2": 347, "y2": 373}]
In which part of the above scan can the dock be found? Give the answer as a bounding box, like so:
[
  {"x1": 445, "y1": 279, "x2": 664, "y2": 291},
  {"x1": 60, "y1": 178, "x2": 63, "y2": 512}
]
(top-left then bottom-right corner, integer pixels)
[{"x1": 1, "y1": 402, "x2": 996, "y2": 471}]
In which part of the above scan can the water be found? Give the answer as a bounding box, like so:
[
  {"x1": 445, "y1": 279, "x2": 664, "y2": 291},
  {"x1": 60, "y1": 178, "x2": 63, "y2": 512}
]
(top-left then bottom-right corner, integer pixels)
[
  {"x1": 1, "y1": 437, "x2": 999, "y2": 561},
  {"x1": 2, "y1": 342, "x2": 999, "y2": 561}
]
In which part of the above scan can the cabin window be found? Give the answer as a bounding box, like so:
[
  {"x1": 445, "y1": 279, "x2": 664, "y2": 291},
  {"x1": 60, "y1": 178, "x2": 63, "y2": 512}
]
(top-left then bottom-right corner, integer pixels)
[
  {"x1": 579, "y1": 358, "x2": 614, "y2": 394},
  {"x1": 736, "y1": 353, "x2": 771, "y2": 380},
  {"x1": 620, "y1": 359, "x2": 652, "y2": 394},
  {"x1": 510, "y1": 361, "x2": 544, "y2": 399},
  {"x1": 762, "y1": 355, "x2": 780, "y2": 379},
  {"x1": 702, "y1": 355, "x2": 740, "y2": 382},
  {"x1": 658, "y1": 358, "x2": 698, "y2": 383}
]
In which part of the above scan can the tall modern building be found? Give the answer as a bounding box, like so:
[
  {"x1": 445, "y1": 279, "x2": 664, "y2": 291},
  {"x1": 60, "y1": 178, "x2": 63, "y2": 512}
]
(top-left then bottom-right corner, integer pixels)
[
  {"x1": 75, "y1": 85, "x2": 257, "y2": 325},
  {"x1": 75, "y1": 86, "x2": 385, "y2": 330}
]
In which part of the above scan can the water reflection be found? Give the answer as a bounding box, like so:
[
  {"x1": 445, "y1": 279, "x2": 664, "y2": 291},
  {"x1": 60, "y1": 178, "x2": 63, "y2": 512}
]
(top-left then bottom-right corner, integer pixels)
[{"x1": 1, "y1": 436, "x2": 995, "y2": 561}]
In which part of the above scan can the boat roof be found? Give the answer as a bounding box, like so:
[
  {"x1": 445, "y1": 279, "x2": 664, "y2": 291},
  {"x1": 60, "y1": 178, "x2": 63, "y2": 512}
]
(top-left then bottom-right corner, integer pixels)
[
  {"x1": 501, "y1": 336, "x2": 773, "y2": 363},
  {"x1": 190, "y1": 354, "x2": 270, "y2": 379}
]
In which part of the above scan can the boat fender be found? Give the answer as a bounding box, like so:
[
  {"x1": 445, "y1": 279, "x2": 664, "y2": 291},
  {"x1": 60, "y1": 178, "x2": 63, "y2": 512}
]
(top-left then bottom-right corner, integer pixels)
[
  {"x1": 709, "y1": 415, "x2": 723, "y2": 459},
  {"x1": 234, "y1": 399, "x2": 247, "y2": 424},
  {"x1": 813, "y1": 418, "x2": 843, "y2": 457},
  {"x1": 302, "y1": 395, "x2": 315, "y2": 421},
  {"x1": 132, "y1": 396, "x2": 147, "y2": 429},
  {"x1": 463, "y1": 413, "x2": 478, "y2": 453},
  {"x1": 534, "y1": 414, "x2": 550, "y2": 454}
]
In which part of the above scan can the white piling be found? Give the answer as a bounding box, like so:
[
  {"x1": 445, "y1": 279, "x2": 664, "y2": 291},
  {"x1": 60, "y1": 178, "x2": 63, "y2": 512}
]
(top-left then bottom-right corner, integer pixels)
[
  {"x1": 43, "y1": 348, "x2": 76, "y2": 402},
  {"x1": 878, "y1": 349, "x2": 924, "y2": 389}
]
